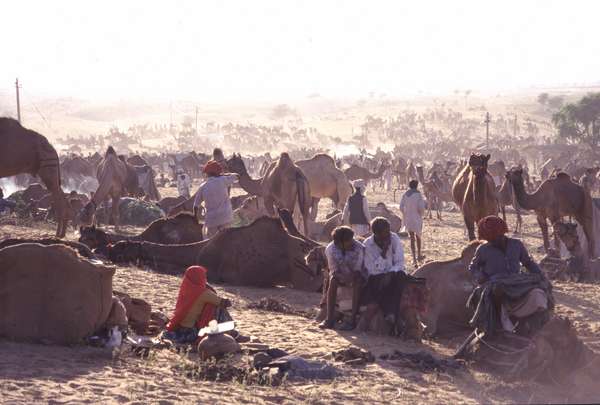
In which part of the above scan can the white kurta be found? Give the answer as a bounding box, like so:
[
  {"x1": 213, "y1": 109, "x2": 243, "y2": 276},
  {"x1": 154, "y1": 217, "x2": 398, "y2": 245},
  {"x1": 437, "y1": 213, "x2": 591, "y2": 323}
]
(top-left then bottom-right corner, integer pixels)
[{"x1": 399, "y1": 190, "x2": 426, "y2": 236}]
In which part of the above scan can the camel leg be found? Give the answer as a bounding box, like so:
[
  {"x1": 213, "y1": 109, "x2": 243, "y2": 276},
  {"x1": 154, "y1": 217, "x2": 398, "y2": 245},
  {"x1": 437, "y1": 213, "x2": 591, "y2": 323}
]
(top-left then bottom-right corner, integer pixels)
[
  {"x1": 501, "y1": 205, "x2": 506, "y2": 222},
  {"x1": 309, "y1": 198, "x2": 319, "y2": 221},
  {"x1": 537, "y1": 214, "x2": 550, "y2": 253},
  {"x1": 38, "y1": 166, "x2": 67, "y2": 238},
  {"x1": 464, "y1": 214, "x2": 476, "y2": 240},
  {"x1": 112, "y1": 196, "x2": 121, "y2": 232}
]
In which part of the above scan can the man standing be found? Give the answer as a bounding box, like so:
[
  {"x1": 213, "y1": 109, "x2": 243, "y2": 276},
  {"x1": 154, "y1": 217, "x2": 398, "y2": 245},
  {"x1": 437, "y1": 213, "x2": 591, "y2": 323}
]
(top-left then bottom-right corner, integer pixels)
[
  {"x1": 318, "y1": 226, "x2": 365, "y2": 331},
  {"x1": 193, "y1": 160, "x2": 238, "y2": 238},
  {"x1": 177, "y1": 169, "x2": 192, "y2": 199},
  {"x1": 342, "y1": 179, "x2": 371, "y2": 237},
  {"x1": 400, "y1": 180, "x2": 426, "y2": 267},
  {"x1": 361, "y1": 217, "x2": 406, "y2": 325}
]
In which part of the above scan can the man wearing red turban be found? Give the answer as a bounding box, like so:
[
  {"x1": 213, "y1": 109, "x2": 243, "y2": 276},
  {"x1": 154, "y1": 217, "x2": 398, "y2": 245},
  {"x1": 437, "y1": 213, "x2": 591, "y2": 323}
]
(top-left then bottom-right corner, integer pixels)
[
  {"x1": 164, "y1": 266, "x2": 231, "y2": 343},
  {"x1": 467, "y1": 216, "x2": 550, "y2": 336},
  {"x1": 193, "y1": 159, "x2": 239, "y2": 238}
]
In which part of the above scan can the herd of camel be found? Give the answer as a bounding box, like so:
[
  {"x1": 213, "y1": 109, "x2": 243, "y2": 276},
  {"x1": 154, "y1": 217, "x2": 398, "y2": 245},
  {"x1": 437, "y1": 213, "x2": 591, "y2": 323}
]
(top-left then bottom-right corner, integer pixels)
[{"x1": 1, "y1": 116, "x2": 600, "y2": 336}]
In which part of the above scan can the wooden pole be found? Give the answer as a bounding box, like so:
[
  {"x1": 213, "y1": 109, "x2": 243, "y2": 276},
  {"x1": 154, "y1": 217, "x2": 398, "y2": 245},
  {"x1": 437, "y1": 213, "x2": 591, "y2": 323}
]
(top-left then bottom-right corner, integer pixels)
[
  {"x1": 484, "y1": 112, "x2": 491, "y2": 149},
  {"x1": 15, "y1": 78, "x2": 21, "y2": 123}
]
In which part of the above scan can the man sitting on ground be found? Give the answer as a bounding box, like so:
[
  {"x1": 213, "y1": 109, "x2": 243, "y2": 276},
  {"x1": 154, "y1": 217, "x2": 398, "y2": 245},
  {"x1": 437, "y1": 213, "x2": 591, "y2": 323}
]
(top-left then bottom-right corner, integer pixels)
[
  {"x1": 318, "y1": 226, "x2": 365, "y2": 331},
  {"x1": 468, "y1": 215, "x2": 552, "y2": 337},
  {"x1": 164, "y1": 266, "x2": 232, "y2": 344},
  {"x1": 361, "y1": 217, "x2": 407, "y2": 328}
]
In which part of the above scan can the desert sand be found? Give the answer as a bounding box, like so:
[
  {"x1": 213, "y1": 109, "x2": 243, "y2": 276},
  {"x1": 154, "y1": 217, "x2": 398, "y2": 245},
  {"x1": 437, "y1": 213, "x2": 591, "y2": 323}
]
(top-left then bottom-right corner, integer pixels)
[{"x1": 1, "y1": 184, "x2": 600, "y2": 404}]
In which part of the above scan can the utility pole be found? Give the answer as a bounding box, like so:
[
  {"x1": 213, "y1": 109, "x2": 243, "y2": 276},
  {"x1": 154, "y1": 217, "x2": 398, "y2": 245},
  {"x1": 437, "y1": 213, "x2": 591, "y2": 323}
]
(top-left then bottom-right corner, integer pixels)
[
  {"x1": 484, "y1": 112, "x2": 491, "y2": 149},
  {"x1": 513, "y1": 113, "x2": 518, "y2": 137},
  {"x1": 15, "y1": 78, "x2": 21, "y2": 123},
  {"x1": 195, "y1": 106, "x2": 198, "y2": 136}
]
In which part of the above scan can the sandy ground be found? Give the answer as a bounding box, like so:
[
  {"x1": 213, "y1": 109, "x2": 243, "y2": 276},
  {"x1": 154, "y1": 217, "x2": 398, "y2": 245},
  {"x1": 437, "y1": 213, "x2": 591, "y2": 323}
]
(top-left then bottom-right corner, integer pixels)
[{"x1": 2, "y1": 186, "x2": 600, "y2": 404}]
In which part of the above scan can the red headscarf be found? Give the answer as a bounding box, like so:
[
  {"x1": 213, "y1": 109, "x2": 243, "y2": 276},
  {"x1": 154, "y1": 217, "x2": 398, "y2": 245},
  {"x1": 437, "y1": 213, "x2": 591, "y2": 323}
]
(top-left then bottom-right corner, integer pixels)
[
  {"x1": 166, "y1": 266, "x2": 216, "y2": 331},
  {"x1": 477, "y1": 215, "x2": 508, "y2": 242},
  {"x1": 203, "y1": 160, "x2": 223, "y2": 176}
]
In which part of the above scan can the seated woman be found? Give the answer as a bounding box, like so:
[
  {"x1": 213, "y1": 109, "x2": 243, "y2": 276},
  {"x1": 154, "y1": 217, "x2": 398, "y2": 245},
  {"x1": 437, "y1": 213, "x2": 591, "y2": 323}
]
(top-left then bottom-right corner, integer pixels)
[
  {"x1": 164, "y1": 266, "x2": 232, "y2": 343},
  {"x1": 318, "y1": 226, "x2": 365, "y2": 331},
  {"x1": 468, "y1": 216, "x2": 552, "y2": 336}
]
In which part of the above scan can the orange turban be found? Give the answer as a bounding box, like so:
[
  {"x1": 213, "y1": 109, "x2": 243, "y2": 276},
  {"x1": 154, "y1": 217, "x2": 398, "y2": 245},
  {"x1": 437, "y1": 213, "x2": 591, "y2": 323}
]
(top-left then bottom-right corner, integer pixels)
[
  {"x1": 203, "y1": 160, "x2": 223, "y2": 176},
  {"x1": 477, "y1": 216, "x2": 508, "y2": 241}
]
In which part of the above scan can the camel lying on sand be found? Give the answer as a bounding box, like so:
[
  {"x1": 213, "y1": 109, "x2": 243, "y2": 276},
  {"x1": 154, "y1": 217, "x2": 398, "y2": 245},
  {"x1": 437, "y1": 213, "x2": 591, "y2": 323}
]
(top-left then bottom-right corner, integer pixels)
[
  {"x1": 0, "y1": 118, "x2": 68, "y2": 237},
  {"x1": 79, "y1": 212, "x2": 204, "y2": 253},
  {"x1": 0, "y1": 243, "x2": 114, "y2": 344},
  {"x1": 452, "y1": 154, "x2": 499, "y2": 240},
  {"x1": 107, "y1": 216, "x2": 322, "y2": 291},
  {"x1": 0, "y1": 238, "x2": 95, "y2": 258},
  {"x1": 553, "y1": 221, "x2": 600, "y2": 281},
  {"x1": 412, "y1": 241, "x2": 483, "y2": 336}
]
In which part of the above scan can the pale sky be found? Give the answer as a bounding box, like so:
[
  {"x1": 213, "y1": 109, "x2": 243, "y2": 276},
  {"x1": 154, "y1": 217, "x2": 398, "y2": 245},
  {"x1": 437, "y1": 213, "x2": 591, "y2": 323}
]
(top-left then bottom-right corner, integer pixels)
[{"x1": 2, "y1": 0, "x2": 600, "y2": 102}]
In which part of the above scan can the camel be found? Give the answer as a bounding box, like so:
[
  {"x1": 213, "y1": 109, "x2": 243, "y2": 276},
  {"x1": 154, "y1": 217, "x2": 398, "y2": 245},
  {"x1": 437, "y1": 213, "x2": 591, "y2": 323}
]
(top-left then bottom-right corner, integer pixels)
[
  {"x1": 233, "y1": 195, "x2": 270, "y2": 226},
  {"x1": 498, "y1": 172, "x2": 523, "y2": 233},
  {"x1": 126, "y1": 155, "x2": 150, "y2": 167},
  {"x1": 412, "y1": 241, "x2": 482, "y2": 336},
  {"x1": 226, "y1": 153, "x2": 312, "y2": 235},
  {"x1": 106, "y1": 216, "x2": 322, "y2": 291},
  {"x1": 0, "y1": 118, "x2": 68, "y2": 237},
  {"x1": 0, "y1": 243, "x2": 114, "y2": 344},
  {"x1": 296, "y1": 154, "x2": 352, "y2": 219},
  {"x1": 0, "y1": 237, "x2": 95, "y2": 258},
  {"x1": 79, "y1": 212, "x2": 204, "y2": 253},
  {"x1": 422, "y1": 179, "x2": 443, "y2": 220},
  {"x1": 79, "y1": 146, "x2": 129, "y2": 230},
  {"x1": 452, "y1": 154, "x2": 499, "y2": 240},
  {"x1": 157, "y1": 195, "x2": 187, "y2": 214},
  {"x1": 344, "y1": 161, "x2": 388, "y2": 185},
  {"x1": 554, "y1": 222, "x2": 600, "y2": 281},
  {"x1": 507, "y1": 168, "x2": 596, "y2": 257}
]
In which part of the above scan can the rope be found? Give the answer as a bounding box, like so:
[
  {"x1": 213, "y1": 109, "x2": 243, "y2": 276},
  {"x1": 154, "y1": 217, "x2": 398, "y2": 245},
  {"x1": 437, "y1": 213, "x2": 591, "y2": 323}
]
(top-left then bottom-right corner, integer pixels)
[{"x1": 476, "y1": 331, "x2": 533, "y2": 356}]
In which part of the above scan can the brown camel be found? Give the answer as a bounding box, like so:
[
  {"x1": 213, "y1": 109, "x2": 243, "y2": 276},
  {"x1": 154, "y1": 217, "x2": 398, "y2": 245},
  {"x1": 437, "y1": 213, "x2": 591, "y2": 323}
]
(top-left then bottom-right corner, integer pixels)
[
  {"x1": 412, "y1": 241, "x2": 483, "y2": 336},
  {"x1": 79, "y1": 212, "x2": 204, "y2": 253},
  {"x1": 344, "y1": 161, "x2": 388, "y2": 185},
  {"x1": 508, "y1": 168, "x2": 595, "y2": 257},
  {"x1": 106, "y1": 216, "x2": 322, "y2": 291},
  {"x1": 0, "y1": 243, "x2": 114, "y2": 344},
  {"x1": 79, "y1": 146, "x2": 129, "y2": 230},
  {"x1": 0, "y1": 117, "x2": 68, "y2": 237},
  {"x1": 61, "y1": 155, "x2": 95, "y2": 180},
  {"x1": 296, "y1": 154, "x2": 352, "y2": 219},
  {"x1": 452, "y1": 154, "x2": 499, "y2": 240},
  {"x1": 226, "y1": 153, "x2": 312, "y2": 235},
  {"x1": 498, "y1": 171, "x2": 523, "y2": 233}
]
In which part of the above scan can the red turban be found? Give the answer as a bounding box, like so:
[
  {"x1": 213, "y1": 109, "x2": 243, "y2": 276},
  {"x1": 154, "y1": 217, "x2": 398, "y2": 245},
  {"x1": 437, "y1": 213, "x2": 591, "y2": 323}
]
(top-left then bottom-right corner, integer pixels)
[
  {"x1": 203, "y1": 160, "x2": 223, "y2": 176},
  {"x1": 167, "y1": 266, "x2": 215, "y2": 331},
  {"x1": 477, "y1": 215, "x2": 508, "y2": 242}
]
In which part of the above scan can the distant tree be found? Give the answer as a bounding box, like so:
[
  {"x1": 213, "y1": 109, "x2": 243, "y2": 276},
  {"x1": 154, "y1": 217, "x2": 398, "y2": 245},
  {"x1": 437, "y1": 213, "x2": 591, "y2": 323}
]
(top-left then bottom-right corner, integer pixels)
[
  {"x1": 270, "y1": 104, "x2": 296, "y2": 120},
  {"x1": 547, "y1": 95, "x2": 565, "y2": 110},
  {"x1": 537, "y1": 92, "x2": 549, "y2": 105},
  {"x1": 552, "y1": 93, "x2": 600, "y2": 152}
]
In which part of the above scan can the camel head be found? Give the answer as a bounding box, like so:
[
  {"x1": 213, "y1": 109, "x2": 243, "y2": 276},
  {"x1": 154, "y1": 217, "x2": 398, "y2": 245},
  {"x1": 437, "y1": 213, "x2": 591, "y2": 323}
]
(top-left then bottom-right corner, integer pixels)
[
  {"x1": 468, "y1": 153, "x2": 490, "y2": 176},
  {"x1": 460, "y1": 240, "x2": 484, "y2": 264},
  {"x1": 553, "y1": 222, "x2": 580, "y2": 253},
  {"x1": 105, "y1": 146, "x2": 116, "y2": 157},
  {"x1": 225, "y1": 153, "x2": 248, "y2": 176},
  {"x1": 305, "y1": 245, "x2": 326, "y2": 278},
  {"x1": 507, "y1": 167, "x2": 524, "y2": 185},
  {"x1": 78, "y1": 225, "x2": 110, "y2": 250},
  {"x1": 107, "y1": 241, "x2": 142, "y2": 264}
]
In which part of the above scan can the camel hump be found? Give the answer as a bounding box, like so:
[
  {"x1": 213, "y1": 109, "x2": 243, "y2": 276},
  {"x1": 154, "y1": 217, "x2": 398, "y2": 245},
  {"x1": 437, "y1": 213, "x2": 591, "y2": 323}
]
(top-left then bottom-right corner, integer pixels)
[
  {"x1": 556, "y1": 172, "x2": 571, "y2": 180},
  {"x1": 105, "y1": 146, "x2": 116, "y2": 157}
]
